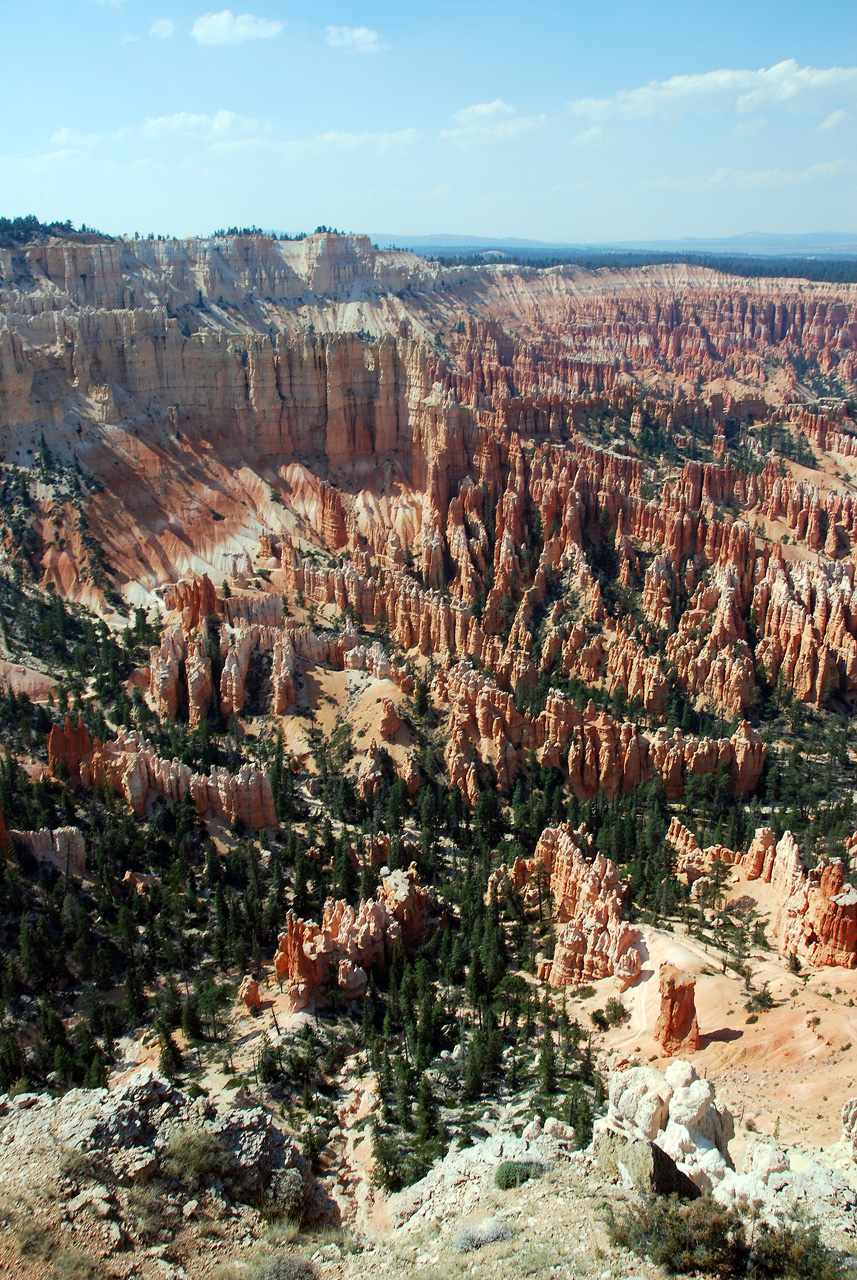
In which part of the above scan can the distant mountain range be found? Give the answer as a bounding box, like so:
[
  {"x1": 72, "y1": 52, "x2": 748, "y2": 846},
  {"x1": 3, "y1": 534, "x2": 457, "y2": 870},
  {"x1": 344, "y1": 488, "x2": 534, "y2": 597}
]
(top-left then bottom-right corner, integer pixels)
[{"x1": 371, "y1": 231, "x2": 857, "y2": 259}]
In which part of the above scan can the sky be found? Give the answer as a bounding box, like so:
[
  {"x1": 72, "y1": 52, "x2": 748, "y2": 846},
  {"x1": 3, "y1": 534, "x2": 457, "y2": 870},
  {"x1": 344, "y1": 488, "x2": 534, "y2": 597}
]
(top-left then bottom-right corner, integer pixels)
[{"x1": 1, "y1": 0, "x2": 856, "y2": 242}]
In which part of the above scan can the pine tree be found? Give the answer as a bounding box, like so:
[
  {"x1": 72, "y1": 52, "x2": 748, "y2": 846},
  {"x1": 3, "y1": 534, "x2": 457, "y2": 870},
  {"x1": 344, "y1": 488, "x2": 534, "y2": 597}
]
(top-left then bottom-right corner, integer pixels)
[
  {"x1": 394, "y1": 1056, "x2": 412, "y2": 1130},
  {"x1": 292, "y1": 849, "x2": 311, "y2": 917},
  {"x1": 181, "y1": 997, "x2": 203, "y2": 1042},
  {"x1": 416, "y1": 1073, "x2": 438, "y2": 1141},
  {"x1": 538, "y1": 1025, "x2": 556, "y2": 1096},
  {"x1": 156, "y1": 1019, "x2": 182, "y2": 1079}
]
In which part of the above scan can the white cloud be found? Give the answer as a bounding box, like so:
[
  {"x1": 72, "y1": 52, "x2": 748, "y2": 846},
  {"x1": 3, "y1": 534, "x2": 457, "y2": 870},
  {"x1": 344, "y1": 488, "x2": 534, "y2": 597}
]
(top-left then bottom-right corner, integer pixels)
[
  {"x1": 50, "y1": 113, "x2": 257, "y2": 148},
  {"x1": 120, "y1": 34, "x2": 140, "y2": 43},
  {"x1": 442, "y1": 101, "x2": 546, "y2": 145},
  {"x1": 452, "y1": 99, "x2": 516, "y2": 126},
  {"x1": 733, "y1": 116, "x2": 767, "y2": 137},
  {"x1": 314, "y1": 128, "x2": 416, "y2": 150},
  {"x1": 325, "y1": 25, "x2": 383, "y2": 53},
  {"x1": 141, "y1": 110, "x2": 259, "y2": 138},
  {"x1": 639, "y1": 158, "x2": 854, "y2": 193},
  {"x1": 571, "y1": 125, "x2": 604, "y2": 145},
  {"x1": 191, "y1": 9, "x2": 283, "y2": 45},
  {"x1": 210, "y1": 128, "x2": 418, "y2": 156},
  {"x1": 149, "y1": 18, "x2": 175, "y2": 38},
  {"x1": 569, "y1": 60, "x2": 857, "y2": 120},
  {"x1": 50, "y1": 125, "x2": 131, "y2": 146},
  {"x1": 820, "y1": 108, "x2": 849, "y2": 131}
]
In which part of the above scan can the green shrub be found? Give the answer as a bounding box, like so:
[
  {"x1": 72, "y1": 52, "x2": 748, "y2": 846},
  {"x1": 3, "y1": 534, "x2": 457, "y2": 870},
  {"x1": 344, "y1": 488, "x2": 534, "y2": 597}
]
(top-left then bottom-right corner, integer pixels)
[
  {"x1": 751, "y1": 1221, "x2": 841, "y2": 1280},
  {"x1": 607, "y1": 1196, "x2": 746, "y2": 1275},
  {"x1": 606, "y1": 1196, "x2": 844, "y2": 1278},
  {"x1": 256, "y1": 1254, "x2": 317, "y2": 1280},
  {"x1": 163, "y1": 1128, "x2": 237, "y2": 1191},
  {"x1": 495, "y1": 1160, "x2": 543, "y2": 1190},
  {"x1": 604, "y1": 996, "x2": 626, "y2": 1027}
]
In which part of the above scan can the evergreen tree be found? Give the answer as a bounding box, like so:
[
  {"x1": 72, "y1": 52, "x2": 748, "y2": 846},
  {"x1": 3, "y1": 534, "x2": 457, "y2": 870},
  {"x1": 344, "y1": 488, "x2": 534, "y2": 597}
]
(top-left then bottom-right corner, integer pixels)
[
  {"x1": 156, "y1": 1019, "x2": 182, "y2": 1079},
  {"x1": 538, "y1": 1026, "x2": 556, "y2": 1097},
  {"x1": 416, "y1": 1073, "x2": 439, "y2": 1141}
]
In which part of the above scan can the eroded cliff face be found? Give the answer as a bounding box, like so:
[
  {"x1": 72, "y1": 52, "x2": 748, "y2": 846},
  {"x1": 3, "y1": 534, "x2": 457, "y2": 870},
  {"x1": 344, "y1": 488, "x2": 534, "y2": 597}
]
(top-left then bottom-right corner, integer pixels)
[
  {"x1": 272, "y1": 864, "x2": 437, "y2": 1012},
  {"x1": 666, "y1": 818, "x2": 857, "y2": 968},
  {"x1": 5, "y1": 232, "x2": 857, "y2": 814}
]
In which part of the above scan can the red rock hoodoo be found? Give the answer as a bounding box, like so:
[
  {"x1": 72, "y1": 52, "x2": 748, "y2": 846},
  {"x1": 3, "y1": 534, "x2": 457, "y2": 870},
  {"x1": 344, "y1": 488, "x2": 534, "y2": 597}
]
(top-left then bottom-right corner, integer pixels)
[{"x1": 654, "y1": 963, "x2": 701, "y2": 1056}]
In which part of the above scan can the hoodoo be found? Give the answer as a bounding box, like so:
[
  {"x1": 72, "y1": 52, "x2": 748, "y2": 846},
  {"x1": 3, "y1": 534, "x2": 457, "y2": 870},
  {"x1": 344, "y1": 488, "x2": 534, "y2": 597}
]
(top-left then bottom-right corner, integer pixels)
[{"x1": 1, "y1": 215, "x2": 856, "y2": 1273}]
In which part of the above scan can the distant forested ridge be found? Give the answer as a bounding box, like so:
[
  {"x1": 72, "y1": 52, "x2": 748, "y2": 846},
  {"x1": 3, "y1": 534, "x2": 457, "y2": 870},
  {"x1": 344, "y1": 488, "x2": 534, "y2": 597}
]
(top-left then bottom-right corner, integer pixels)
[
  {"x1": 433, "y1": 249, "x2": 857, "y2": 285},
  {"x1": 0, "y1": 216, "x2": 110, "y2": 250}
]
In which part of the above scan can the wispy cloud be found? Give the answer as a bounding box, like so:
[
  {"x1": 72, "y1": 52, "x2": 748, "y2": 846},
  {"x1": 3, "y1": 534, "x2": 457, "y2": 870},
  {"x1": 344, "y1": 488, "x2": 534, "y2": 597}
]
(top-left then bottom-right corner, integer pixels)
[
  {"x1": 820, "y1": 108, "x2": 850, "y2": 131},
  {"x1": 191, "y1": 9, "x2": 283, "y2": 45},
  {"x1": 0, "y1": 149, "x2": 87, "y2": 175},
  {"x1": 571, "y1": 125, "x2": 604, "y2": 145},
  {"x1": 325, "y1": 25, "x2": 383, "y2": 53},
  {"x1": 569, "y1": 60, "x2": 857, "y2": 120},
  {"x1": 640, "y1": 158, "x2": 855, "y2": 192},
  {"x1": 442, "y1": 100, "x2": 546, "y2": 144},
  {"x1": 141, "y1": 110, "x2": 259, "y2": 138},
  {"x1": 149, "y1": 18, "x2": 175, "y2": 38},
  {"x1": 210, "y1": 128, "x2": 418, "y2": 156},
  {"x1": 50, "y1": 112, "x2": 258, "y2": 148},
  {"x1": 453, "y1": 100, "x2": 516, "y2": 126},
  {"x1": 50, "y1": 125, "x2": 131, "y2": 146},
  {"x1": 733, "y1": 116, "x2": 767, "y2": 137}
]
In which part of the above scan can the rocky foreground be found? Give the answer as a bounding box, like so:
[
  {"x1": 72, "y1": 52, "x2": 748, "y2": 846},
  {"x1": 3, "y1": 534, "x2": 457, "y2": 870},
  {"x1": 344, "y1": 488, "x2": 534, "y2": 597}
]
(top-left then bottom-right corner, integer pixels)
[{"x1": 2, "y1": 1057, "x2": 856, "y2": 1280}]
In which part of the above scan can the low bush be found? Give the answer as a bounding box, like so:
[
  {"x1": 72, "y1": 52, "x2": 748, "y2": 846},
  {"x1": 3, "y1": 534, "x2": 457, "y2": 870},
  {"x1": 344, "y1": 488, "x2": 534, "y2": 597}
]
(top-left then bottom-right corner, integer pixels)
[
  {"x1": 256, "y1": 1254, "x2": 317, "y2": 1280},
  {"x1": 751, "y1": 1221, "x2": 841, "y2": 1280},
  {"x1": 608, "y1": 1197, "x2": 747, "y2": 1275},
  {"x1": 606, "y1": 1195, "x2": 844, "y2": 1278},
  {"x1": 495, "y1": 1160, "x2": 543, "y2": 1190},
  {"x1": 453, "y1": 1215, "x2": 516, "y2": 1252},
  {"x1": 163, "y1": 1128, "x2": 237, "y2": 1192}
]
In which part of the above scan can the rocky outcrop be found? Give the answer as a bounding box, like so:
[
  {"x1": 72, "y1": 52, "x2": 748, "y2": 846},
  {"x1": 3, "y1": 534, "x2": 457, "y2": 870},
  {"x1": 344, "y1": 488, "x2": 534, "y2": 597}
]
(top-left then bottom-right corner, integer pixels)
[
  {"x1": 773, "y1": 851, "x2": 857, "y2": 969},
  {"x1": 272, "y1": 865, "x2": 435, "y2": 1012},
  {"x1": 727, "y1": 827, "x2": 857, "y2": 968},
  {"x1": 148, "y1": 624, "x2": 184, "y2": 720},
  {"x1": 47, "y1": 714, "x2": 95, "y2": 780},
  {"x1": 601, "y1": 1059, "x2": 734, "y2": 1193},
  {"x1": 601, "y1": 1058, "x2": 857, "y2": 1236},
  {"x1": 47, "y1": 720, "x2": 276, "y2": 830},
  {"x1": 220, "y1": 627, "x2": 256, "y2": 717},
  {"x1": 0, "y1": 1066, "x2": 317, "y2": 1210},
  {"x1": 665, "y1": 815, "x2": 740, "y2": 886},
  {"x1": 519, "y1": 825, "x2": 644, "y2": 989},
  {"x1": 653, "y1": 964, "x2": 701, "y2": 1056},
  {"x1": 163, "y1": 573, "x2": 218, "y2": 631},
  {"x1": 238, "y1": 976, "x2": 261, "y2": 1010},
  {"x1": 357, "y1": 740, "x2": 385, "y2": 802},
  {"x1": 378, "y1": 698, "x2": 401, "y2": 741},
  {"x1": 752, "y1": 552, "x2": 857, "y2": 706},
  {"x1": 11, "y1": 827, "x2": 86, "y2": 877},
  {"x1": 439, "y1": 662, "x2": 765, "y2": 802},
  {"x1": 185, "y1": 620, "x2": 213, "y2": 727}
]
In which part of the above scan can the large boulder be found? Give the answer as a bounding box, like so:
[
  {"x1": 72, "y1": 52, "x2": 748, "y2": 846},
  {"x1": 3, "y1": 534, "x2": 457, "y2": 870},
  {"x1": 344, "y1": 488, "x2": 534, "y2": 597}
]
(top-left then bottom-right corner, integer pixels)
[{"x1": 593, "y1": 1129, "x2": 701, "y2": 1200}]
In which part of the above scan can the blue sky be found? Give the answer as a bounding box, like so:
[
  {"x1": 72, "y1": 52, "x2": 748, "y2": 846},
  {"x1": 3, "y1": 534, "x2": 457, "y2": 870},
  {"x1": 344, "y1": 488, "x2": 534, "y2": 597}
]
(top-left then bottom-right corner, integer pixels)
[{"x1": 2, "y1": 0, "x2": 855, "y2": 241}]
